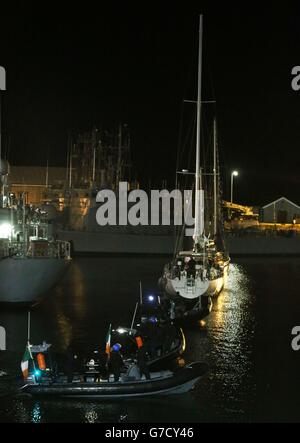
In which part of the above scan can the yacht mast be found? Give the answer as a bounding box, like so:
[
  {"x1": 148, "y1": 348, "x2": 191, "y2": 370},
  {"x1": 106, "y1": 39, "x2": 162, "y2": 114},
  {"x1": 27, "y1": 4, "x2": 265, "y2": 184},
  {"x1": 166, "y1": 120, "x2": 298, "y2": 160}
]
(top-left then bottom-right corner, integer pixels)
[
  {"x1": 213, "y1": 118, "x2": 217, "y2": 237},
  {"x1": 193, "y1": 15, "x2": 204, "y2": 246},
  {"x1": 69, "y1": 144, "x2": 73, "y2": 188},
  {"x1": 45, "y1": 156, "x2": 49, "y2": 188}
]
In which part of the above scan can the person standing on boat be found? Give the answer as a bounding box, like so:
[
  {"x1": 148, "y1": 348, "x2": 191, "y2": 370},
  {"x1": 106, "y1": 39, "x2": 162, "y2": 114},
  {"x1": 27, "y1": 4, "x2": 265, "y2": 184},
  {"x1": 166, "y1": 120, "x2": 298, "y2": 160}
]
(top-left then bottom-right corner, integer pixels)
[
  {"x1": 187, "y1": 256, "x2": 196, "y2": 277},
  {"x1": 108, "y1": 343, "x2": 123, "y2": 382},
  {"x1": 136, "y1": 346, "x2": 150, "y2": 380},
  {"x1": 98, "y1": 351, "x2": 109, "y2": 379}
]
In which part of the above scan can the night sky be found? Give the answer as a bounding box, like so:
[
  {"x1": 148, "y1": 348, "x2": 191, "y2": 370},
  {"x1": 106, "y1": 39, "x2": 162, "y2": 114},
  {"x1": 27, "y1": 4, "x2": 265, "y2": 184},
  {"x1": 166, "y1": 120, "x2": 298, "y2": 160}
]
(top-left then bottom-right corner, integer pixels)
[{"x1": 1, "y1": 2, "x2": 300, "y2": 205}]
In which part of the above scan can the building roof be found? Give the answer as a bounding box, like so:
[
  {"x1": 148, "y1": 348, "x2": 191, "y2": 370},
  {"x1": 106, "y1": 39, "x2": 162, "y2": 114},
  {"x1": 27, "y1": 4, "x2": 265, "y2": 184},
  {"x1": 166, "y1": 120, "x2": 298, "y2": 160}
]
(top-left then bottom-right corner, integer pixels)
[
  {"x1": 10, "y1": 166, "x2": 66, "y2": 186},
  {"x1": 262, "y1": 197, "x2": 300, "y2": 210}
]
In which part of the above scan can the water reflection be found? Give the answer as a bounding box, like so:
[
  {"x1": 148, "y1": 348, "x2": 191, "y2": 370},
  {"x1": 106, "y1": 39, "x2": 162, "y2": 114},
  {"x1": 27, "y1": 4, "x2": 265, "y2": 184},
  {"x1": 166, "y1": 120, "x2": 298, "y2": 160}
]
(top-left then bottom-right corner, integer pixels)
[
  {"x1": 0, "y1": 259, "x2": 255, "y2": 423},
  {"x1": 84, "y1": 407, "x2": 99, "y2": 423},
  {"x1": 9, "y1": 396, "x2": 199, "y2": 423},
  {"x1": 182, "y1": 263, "x2": 255, "y2": 421},
  {"x1": 32, "y1": 402, "x2": 42, "y2": 423},
  {"x1": 2, "y1": 257, "x2": 300, "y2": 422}
]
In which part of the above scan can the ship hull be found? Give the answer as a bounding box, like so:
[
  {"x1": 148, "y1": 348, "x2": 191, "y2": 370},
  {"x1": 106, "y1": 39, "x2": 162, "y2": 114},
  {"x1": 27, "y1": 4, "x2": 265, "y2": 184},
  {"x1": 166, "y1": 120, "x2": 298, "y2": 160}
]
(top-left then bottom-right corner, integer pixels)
[
  {"x1": 0, "y1": 257, "x2": 70, "y2": 304},
  {"x1": 57, "y1": 229, "x2": 175, "y2": 255}
]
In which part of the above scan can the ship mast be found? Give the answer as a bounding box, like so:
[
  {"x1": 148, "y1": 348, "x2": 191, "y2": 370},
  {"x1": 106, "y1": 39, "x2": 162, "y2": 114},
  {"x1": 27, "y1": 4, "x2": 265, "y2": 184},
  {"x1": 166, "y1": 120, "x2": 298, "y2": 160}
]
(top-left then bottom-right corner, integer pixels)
[
  {"x1": 117, "y1": 123, "x2": 122, "y2": 187},
  {"x1": 0, "y1": 67, "x2": 6, "y2": 208},
  {"x1": 193, "y1": 15, "x2": 204, "y2": 247}
]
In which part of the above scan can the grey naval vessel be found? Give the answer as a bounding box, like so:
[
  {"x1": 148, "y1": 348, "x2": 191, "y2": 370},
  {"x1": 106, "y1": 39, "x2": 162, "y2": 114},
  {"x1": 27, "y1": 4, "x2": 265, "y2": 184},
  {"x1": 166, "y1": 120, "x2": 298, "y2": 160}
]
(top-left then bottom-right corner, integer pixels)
[{"x1": 0, "y1": 159, "x2": 71, "y2": 304}]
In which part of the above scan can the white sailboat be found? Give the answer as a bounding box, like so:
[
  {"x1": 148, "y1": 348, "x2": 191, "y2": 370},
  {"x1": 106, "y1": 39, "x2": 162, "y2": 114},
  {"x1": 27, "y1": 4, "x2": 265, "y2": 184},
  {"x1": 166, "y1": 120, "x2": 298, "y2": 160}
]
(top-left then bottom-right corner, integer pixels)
[{"x1": 159, "y1": 15, "x2": 230, "y2": 320}]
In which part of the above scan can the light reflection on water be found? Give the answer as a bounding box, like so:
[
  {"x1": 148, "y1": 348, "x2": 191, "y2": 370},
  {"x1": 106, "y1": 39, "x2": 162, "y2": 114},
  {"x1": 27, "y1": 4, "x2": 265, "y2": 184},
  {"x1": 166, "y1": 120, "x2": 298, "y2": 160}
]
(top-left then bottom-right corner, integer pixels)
[
  {"x1": 11, "y1": 395, "x2": 201, "y2": 423},
  {"x1": 1, "y1": 257, "x2": 300, "y2": 422},
  {"x1": 32, "y1": 402, "x2": 42, "y2": 424},
  {"x1": 182, "y1": 263, "x2": 255, "y2": 422}
]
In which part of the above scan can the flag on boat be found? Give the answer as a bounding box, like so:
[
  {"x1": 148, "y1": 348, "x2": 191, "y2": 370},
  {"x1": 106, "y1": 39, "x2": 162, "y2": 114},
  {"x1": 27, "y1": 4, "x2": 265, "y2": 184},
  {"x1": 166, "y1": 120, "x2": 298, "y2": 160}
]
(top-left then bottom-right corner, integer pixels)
[
  {"x1": 105, "y1": 323, "x2": 112, "y2": 355},
  {"x1": 21, "y1": 344, "x2": 32, "y2": 379}
]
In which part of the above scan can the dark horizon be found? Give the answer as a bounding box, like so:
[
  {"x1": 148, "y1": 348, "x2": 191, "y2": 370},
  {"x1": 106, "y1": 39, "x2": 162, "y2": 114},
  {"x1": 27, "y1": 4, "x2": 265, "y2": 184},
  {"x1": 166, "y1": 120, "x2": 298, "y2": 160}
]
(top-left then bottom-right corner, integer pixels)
[{"x1": 1, "y1": 2, "x2": 300, "y2": 206}]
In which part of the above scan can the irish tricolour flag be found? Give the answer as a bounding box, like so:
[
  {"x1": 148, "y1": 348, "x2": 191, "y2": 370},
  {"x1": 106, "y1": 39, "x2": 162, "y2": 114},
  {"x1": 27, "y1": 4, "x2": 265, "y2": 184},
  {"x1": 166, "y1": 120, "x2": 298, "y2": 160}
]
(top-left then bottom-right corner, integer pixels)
[{"x1": 21, "y1": 344, "x2": 32, "y2": 379}]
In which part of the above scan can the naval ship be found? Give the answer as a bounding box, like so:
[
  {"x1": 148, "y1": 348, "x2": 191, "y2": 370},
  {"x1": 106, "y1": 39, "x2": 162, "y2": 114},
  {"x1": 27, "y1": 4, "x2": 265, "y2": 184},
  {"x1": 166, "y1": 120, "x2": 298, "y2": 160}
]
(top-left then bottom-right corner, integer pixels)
[
  {"x1": 40, "y1": 125, "x2": 176, "y2": 255},
  {"x1": 0, "y1": 159, "x2": 71, "y2": 304}
]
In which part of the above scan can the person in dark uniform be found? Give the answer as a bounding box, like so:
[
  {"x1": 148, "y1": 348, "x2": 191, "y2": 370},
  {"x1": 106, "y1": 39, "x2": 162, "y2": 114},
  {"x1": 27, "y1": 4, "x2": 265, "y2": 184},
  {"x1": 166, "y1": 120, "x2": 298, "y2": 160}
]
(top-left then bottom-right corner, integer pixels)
[
  {"x1": 136, "y1": 346, "x2": 150, "y2": 380},
  {"x1": 108, "y1": 344, "x2": 123, "y2": 382},
  {"x1": 146, "y1": 316, "x2": 159, "y2": 358},
  {"x1": 187, "y1": 257, "x2": 196, "y2": 277},
  {"x1": 98, "y1": 351, "x2": 108, "y2": 379}
]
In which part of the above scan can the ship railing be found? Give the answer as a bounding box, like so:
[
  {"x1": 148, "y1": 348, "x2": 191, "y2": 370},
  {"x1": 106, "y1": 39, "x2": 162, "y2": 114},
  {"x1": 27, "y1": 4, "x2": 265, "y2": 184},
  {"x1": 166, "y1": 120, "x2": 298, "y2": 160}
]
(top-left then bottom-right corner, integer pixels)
[
  {"x1": 2, "y1": 241, "x2": 25, "y2": 258},
  {"x1": 0, "y1": 239, "x2": 10, "y2": 259}
]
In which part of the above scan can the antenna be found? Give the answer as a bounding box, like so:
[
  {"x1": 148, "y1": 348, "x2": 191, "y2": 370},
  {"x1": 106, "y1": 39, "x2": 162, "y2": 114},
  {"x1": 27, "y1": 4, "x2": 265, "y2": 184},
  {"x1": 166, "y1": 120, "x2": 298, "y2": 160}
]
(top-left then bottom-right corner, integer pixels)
[
  {"x1": 45, "y1": 153, "x2": 49, "y2": 188},
  {"x1": 27, "y1": 311, "x2": 31, "y2": 343},
  {"x1": 130, "y1": 302, "x2": 139, "y2": 331},
  {"x1": 139, "y1": 281, "x2": 143, "y2": 305},
  {"x1": 69, "y1": 144, "x2": 73, "y2": 188}
]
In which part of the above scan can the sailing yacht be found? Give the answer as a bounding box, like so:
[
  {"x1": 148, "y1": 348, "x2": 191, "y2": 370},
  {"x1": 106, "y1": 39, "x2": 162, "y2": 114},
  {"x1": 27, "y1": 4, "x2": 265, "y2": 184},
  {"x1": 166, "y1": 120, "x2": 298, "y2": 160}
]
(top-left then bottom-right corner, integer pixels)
[{"x1": 159, "y1": 15, "x2": 230, "y2": 320}]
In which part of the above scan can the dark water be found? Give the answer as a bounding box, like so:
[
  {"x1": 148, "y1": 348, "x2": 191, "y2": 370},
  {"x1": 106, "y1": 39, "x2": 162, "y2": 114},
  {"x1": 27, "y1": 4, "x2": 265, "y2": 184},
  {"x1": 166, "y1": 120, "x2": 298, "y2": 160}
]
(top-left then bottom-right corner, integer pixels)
[{"x1": 1, "y1": 256, "x2": 300, "y2": 423}]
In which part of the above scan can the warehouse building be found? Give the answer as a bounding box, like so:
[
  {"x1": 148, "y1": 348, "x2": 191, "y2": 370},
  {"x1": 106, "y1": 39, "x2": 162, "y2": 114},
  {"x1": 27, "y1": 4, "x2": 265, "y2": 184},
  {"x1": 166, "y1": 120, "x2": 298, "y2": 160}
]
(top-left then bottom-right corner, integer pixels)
[{"x1": 260, "y1": 197, "x2": 300, "y2": 224}]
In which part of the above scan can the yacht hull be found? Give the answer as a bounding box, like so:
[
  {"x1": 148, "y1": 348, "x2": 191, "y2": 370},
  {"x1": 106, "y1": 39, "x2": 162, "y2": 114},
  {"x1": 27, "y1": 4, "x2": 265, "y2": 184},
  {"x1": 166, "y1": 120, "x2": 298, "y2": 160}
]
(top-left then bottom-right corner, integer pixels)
[{"x1": 161, "y1": 260, "x2": 229, "y2": 299}]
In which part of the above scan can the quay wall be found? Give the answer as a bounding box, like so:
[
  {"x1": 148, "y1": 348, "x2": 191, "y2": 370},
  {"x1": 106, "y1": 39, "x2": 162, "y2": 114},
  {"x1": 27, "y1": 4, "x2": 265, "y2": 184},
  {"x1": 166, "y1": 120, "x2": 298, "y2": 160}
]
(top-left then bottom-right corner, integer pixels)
[{"x1": 57, "y1": 229, "x2": 300, "y2": 256}]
